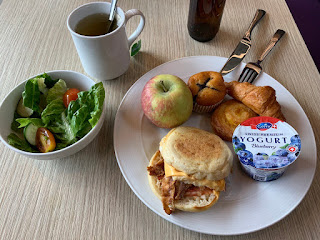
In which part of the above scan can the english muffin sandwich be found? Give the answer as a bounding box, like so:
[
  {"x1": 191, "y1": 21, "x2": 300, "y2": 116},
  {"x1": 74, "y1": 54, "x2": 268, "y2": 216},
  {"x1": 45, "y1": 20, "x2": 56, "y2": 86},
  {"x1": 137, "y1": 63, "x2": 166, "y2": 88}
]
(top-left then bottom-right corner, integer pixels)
[{"x1": 147, "y1": 126, "x2": 233, "y2": 214}]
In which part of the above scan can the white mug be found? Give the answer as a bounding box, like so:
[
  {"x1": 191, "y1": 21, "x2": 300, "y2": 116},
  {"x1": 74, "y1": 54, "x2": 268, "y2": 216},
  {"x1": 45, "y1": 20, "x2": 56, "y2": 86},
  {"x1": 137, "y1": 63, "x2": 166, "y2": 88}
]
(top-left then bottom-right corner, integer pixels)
[{"x1": 67, "y1": 2, "x2": 145, "y2": 80}]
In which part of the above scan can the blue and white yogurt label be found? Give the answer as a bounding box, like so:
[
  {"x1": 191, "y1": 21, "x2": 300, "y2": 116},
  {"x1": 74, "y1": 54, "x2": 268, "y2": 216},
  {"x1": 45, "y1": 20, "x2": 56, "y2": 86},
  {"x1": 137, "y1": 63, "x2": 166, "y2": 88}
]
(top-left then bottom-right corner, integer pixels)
[{"x1": 232, "y1": 117, "x2": 301, "y2": 181}]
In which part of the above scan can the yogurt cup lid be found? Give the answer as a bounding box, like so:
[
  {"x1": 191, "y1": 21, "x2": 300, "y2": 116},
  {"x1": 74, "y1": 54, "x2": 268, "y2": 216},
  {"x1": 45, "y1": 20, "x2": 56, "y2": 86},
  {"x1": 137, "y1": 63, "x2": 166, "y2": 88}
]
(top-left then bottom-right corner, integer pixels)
[{"x1": 232, "y1": 116, "x2": 301, "y2": 169}]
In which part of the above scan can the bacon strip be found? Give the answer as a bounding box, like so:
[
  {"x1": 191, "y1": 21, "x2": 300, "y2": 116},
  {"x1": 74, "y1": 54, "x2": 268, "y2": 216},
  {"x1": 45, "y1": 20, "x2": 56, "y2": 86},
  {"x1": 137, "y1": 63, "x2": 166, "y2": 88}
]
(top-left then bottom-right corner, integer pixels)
[
  {"x1": 161, "y1": 176, "x2": 175, "y2": 215},
  {"x1": 147, "y1": 155, "x2": 164, "y2": 179},
  {"x1": 184, "y1": 186, "x2": 213, "y2": 197},
  {"x1": 174, "y1": 181, "x2": 192, "y2": 200}
]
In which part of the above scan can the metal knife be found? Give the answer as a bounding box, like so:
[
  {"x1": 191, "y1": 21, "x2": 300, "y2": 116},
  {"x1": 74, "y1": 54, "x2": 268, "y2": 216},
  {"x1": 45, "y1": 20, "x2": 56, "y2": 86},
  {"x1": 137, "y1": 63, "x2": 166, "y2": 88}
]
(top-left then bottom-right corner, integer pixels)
[{"x1": 220, "y1": 9, "x2": 266, "y2": 76}]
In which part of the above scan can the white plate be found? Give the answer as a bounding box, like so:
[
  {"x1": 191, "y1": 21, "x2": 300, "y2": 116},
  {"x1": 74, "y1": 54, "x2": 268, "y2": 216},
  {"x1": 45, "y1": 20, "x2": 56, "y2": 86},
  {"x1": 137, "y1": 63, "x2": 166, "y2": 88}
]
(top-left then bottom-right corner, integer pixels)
[{"x1": 113, "y1": 56, "x2": 317, "y2": 235}]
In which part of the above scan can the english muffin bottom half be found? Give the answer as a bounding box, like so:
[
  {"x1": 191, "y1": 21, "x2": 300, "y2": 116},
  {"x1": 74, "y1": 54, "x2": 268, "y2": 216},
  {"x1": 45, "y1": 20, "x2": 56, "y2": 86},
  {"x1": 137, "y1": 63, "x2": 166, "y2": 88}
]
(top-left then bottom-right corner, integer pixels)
[{"x1": 147, "y1": 150, "x2": 220, "y2": 214}]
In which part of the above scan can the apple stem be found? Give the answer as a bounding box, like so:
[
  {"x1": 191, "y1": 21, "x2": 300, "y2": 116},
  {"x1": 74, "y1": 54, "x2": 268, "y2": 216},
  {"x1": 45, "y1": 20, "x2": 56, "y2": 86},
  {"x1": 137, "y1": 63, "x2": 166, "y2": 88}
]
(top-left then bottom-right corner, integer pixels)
[{"x1": 160, "y1": 80, "x2": 168, "y2": 92}]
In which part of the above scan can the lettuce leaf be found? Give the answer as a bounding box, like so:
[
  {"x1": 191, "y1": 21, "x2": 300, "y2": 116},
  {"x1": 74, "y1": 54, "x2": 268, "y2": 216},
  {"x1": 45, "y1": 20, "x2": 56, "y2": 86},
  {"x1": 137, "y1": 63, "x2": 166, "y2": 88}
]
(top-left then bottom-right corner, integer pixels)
[
  {"x1": 37, "y1": 77, "x2": 48, "y2": 95},
  {"x1": 48, "y1": 111, "x2": 77, "y2": 145},
  {"x1": 41, "y1": 98, "x2": 66, "y2": 125},
  {"x1": 87, "y1": 82, "x2": 105, "y2": 127},
  {"x1": 55, "y1": 142, "x2": 70, "y2": 150},
  {"x1": 22, "y1": 78, "x2": 41, "y2": 113},
  {"x1": 67, "y1": 100, "x2": 91, "y2": 137},
  {"x1": 46, "y1": 79, "x2": 67, "y2": 104},
  {"x1": 75, "y1": 82, "x2": 105, "y2": 127},
  {"x1": 41, "y1": 73, "x2": 59, "y2": 88},
  {"x1": 75, "y1": 122, "x2": 92, "y2": 138},
  {"x1": 16, "y1": 118, "x2": 44, "y2": 128},
  {"x1": 41, "y1": 99, "x2": 76, "y2": 145},
  {"x1": 35, "y1": 73, "x2": 59, "y2": 94},
  {"x1": 11, "y1": 112, "x2": 23, "y2": 133},
  {"x1": 66, "y1": 82, "x2": 105, "y2": 138},
  {"x1": 39, "y1": 82, "x2": 105, "y2": 148},
  {"x1": 7, "y1": 133, "x2": 38, "y2": 152}
]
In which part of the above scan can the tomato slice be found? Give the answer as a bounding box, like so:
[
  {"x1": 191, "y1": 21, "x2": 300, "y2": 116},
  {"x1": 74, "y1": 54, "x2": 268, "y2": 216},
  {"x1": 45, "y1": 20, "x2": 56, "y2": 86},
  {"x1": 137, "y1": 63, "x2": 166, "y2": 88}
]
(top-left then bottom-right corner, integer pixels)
[
  {"x1": 63, "y1": 88, "x2": 80, "y2": 108},
  {"x1": 36, "y1": 127, "x2": 56, "y2": 153}
]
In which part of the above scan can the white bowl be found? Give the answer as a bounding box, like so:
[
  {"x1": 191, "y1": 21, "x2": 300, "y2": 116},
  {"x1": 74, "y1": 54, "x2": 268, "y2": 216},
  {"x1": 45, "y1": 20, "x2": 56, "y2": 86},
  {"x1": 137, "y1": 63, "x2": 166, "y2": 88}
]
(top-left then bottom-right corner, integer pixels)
[{"x1": 0, "y1": 70, "x2": 105, "y2": 160}]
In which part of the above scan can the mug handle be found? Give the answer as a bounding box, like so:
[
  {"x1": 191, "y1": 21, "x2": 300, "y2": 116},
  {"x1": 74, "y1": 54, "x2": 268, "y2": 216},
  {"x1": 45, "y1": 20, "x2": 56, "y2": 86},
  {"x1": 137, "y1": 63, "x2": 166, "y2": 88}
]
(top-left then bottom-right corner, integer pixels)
[{"x1": 125, "y1": 9, "x2": 145, "y2": 47}]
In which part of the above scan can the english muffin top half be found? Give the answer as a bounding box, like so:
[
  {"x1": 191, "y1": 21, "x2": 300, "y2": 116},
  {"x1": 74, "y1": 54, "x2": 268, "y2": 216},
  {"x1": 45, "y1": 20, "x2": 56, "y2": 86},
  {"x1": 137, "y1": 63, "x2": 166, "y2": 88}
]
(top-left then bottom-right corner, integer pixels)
[{"x1": 159, "y1": 126, "x2": 233, "y2": 181}]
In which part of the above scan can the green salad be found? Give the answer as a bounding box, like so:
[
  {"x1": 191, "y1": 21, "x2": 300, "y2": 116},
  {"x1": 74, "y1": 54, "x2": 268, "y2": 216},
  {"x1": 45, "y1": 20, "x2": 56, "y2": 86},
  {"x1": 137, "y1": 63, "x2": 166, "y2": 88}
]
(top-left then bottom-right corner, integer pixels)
[{"x1": 7, "y1": 73, "x2": 105, "y2": 153}]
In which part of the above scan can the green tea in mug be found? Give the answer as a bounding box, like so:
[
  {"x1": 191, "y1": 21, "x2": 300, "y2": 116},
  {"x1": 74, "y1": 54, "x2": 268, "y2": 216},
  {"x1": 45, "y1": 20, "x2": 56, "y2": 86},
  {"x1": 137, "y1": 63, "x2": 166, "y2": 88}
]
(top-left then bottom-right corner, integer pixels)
[{"x1": 75, "y1": 13, "x2": 118, "y2": 36}]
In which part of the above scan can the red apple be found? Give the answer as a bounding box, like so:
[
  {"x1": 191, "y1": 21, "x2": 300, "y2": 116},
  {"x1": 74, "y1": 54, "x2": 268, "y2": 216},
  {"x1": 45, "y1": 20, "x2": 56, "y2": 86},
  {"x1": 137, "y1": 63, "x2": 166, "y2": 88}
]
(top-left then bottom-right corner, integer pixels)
[{"x1": 141, "y1": 74, "x2": 193, "y2": 128}]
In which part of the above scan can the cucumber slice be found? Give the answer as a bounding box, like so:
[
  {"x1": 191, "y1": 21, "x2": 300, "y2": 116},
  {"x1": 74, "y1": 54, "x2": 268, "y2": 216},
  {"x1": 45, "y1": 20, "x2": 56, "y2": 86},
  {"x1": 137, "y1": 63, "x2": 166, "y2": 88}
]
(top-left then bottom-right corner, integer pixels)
[
  {"x1": 16, "y1": 98, "x2": 33, "y2": 117},
  {"x1": 24, "y1": 123, "x2": 38, "y2": 146}
]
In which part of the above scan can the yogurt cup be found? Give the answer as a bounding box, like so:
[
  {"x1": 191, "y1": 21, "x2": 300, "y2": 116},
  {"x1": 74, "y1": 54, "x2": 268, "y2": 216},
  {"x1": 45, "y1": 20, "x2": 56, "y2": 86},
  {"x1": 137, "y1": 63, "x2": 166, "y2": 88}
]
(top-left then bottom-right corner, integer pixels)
[{"x1": 232, "y1": 116, "x2": 301, "y2": 182}]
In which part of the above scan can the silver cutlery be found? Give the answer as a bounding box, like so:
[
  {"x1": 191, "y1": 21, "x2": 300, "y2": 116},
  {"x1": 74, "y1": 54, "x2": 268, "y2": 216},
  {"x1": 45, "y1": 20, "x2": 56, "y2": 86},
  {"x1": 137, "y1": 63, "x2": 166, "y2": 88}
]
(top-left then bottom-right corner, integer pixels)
[
  {"x1": 238, "y1": 29, "x2": 285, "y2": 83},
  {"x1": 106, "y1": 0, "x2": 118, "y2": 33},
  {"x1": 220, "y1": 9, "x2": 266, "y2": 76}
]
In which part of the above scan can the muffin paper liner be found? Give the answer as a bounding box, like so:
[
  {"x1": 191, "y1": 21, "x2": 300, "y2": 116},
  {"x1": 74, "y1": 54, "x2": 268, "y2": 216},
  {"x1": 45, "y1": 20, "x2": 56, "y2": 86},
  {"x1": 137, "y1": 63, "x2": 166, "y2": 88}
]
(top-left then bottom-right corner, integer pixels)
[{"x1": 193, "y1": 100, "x2": 223, "y2": 113}]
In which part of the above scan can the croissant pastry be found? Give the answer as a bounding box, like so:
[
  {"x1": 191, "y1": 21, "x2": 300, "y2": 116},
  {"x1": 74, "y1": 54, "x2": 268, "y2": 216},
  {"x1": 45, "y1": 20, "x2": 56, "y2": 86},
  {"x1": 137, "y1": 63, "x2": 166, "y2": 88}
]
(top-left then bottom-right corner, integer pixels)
[{"x1": 225, "y1": 81, "x2": 286, "y2": 121}]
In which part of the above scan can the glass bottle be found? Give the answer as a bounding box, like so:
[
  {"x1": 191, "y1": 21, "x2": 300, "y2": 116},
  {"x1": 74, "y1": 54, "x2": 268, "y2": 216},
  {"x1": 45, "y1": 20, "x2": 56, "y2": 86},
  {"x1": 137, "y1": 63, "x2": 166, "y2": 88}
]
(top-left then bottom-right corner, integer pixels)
[{"x1": 188, "y1": 0, "x2": 226, "y2": 42}]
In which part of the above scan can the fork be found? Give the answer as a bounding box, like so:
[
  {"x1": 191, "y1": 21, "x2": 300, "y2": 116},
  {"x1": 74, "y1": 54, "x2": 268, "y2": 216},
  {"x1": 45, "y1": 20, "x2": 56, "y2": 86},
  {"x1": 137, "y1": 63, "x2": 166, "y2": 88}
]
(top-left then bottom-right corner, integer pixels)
[{"x1": 238, "y1": 29, "x2": 285, "y2": 83}]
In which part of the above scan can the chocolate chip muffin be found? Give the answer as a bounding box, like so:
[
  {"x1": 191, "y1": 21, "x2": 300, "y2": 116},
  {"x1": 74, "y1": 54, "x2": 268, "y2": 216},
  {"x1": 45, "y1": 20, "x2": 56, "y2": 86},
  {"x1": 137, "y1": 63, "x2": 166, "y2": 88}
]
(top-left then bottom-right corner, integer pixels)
[{"x1": 188, "y1": 71, "x2": 226, "y2": 113}]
